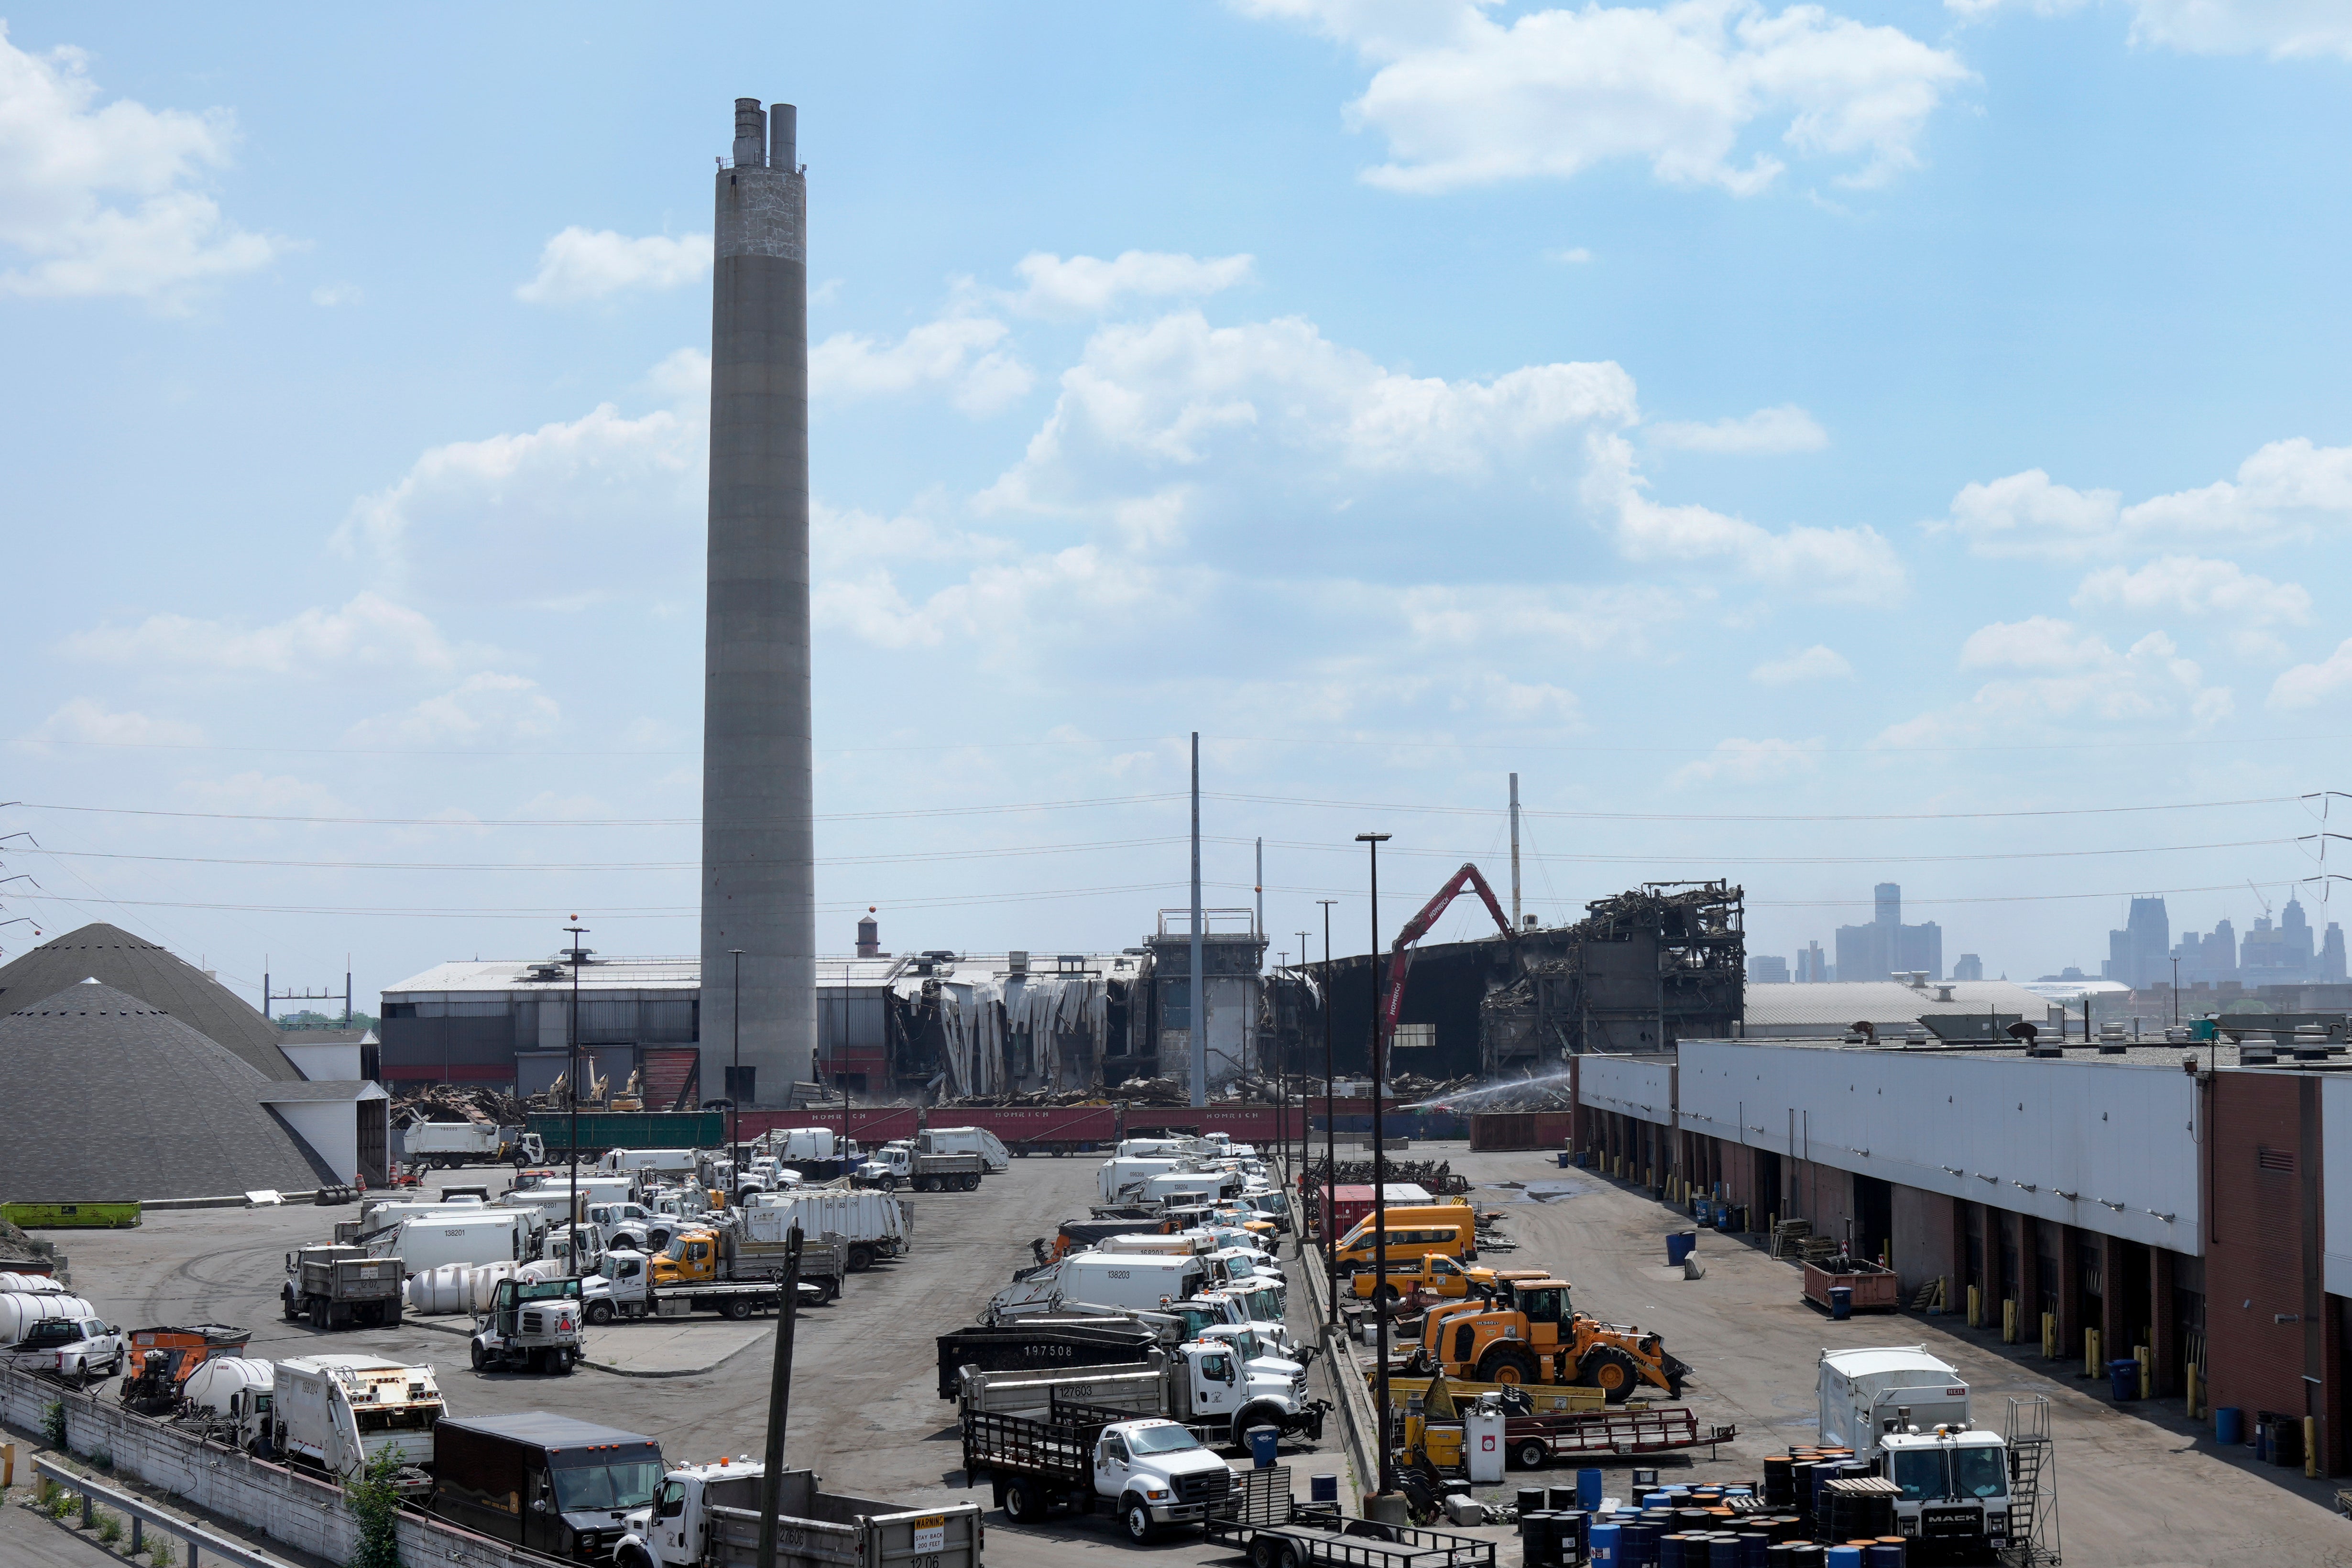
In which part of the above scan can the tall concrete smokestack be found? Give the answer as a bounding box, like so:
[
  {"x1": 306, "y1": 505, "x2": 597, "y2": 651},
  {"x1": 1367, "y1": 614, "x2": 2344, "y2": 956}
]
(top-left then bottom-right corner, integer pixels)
[{"x1": 702, "y1": 95, "x2": 814, "y2": 1104}]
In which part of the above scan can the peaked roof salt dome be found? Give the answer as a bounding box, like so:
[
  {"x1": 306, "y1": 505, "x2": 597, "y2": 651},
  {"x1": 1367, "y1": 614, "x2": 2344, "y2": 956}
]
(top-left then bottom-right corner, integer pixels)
[
  {"x1": 0, "y1": 982, "x2": 337, "y2": 1201},
  {"x1": 0, "y1": 923, "x2": 297, "y2": 1081}
]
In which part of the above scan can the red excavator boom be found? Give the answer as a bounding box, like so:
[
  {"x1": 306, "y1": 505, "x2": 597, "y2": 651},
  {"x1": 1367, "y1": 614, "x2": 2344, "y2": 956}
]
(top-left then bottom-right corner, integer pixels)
[{"x1": 1379, "y1": 862, "x2": 1515, "y2": 1049}]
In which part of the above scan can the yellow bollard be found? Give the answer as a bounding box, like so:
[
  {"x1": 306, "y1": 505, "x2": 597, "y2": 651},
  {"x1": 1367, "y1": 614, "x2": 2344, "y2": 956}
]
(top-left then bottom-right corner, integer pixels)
[
  {"x1": 1966, "y1": 1284, "x2": 1980, "y2": 1329},
  {"x1": 2042, "y1": 1311, "x2": 2057, "y2": 1360},
  {"x1": 2136, "y1": 1345, "x2": 2151, "y2": 1401},
  {"x1": 2, "y1": 1440, "x2": 12, "y2": 1487},
  {"x1": 2084, "y1": 1327, "x2": 2101, "y2": 1380},
  {"x1": 2187, "y1": 1362, "x2": 2203, "y2": 1420},
  {"x1": 2003, "y1": 1298, "x2": 2018, "y2": 1344}
]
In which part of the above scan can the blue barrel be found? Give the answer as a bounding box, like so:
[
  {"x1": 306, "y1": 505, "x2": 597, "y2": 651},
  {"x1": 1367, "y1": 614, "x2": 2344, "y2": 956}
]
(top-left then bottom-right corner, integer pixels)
[
  {"x1": 1560, "y1": 1150, "x2": 1575, "y2": 1168},
  {"x1": 1592, "y1": 1521, "x2": 1623, "y2": 1566},
  {"x1": 1863, "y1": 1545, "x2": 1904, "y2": 1568},
  {"x1": 1311, "y1": 1472, "x2": 1339, "y2": 1503},
  {"x1": 1827, "y1": 1548, "x2": 1864, "y2": 1568},
  {"x1": 2216, "y1": 1406, "x2": 2245, "y2": 1446},
  {"x1": 1708, "y1": 1537, "x2": 1740, "y2": 1567},
  {"x1": 1740, "y1": 1532, "x2": 1770, "y2": 1566},
  {"x1": 1828, "y1": 1286, "x2": 1853, "y2": 1321},
  {"x1": 1579, "y1": 1468, "x2": 1605, "y2": 1510},
  {"x1": 1667, "y1": 1231, "x2": 1698, "y2": 1266},
  {"x1": 1661, "y1": 1534, "x2": 1688, "y2": 1568},
  {"x1": 2107, "y1": 1359, "x2": 2140, "y2": 1402}
]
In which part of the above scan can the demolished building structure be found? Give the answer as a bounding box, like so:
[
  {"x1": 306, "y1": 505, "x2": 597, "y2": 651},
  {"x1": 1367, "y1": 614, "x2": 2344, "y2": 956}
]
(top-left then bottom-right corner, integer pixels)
[{"x1": 1291, "y1": 880, "x2": 1746, "y2": 1082}]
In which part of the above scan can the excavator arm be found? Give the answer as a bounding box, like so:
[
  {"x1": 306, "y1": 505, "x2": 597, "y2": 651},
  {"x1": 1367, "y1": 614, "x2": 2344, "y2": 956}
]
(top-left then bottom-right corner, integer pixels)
[{"x1": 1379, "y1": 862, "x2": 1515, "y2": 1046}]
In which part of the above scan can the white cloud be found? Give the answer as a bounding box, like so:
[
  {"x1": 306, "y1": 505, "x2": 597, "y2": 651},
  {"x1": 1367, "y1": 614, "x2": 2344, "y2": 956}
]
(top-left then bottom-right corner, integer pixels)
[
  {"x1": 2270, "y1": 640, "x2": 2352, "y2": 710},
  {"x1": 2071, "y1": 555, "x2": 2310, "y2": 624},
  {"x1": 175, "y1": 771, "x2": 348, "y2": 820},
  {"x1": 1389, "y1": 582, "x2": 1685, "y2": 654},
  {"x1": 1583, "y1": 432, "x2": 1903, "y2": 600},
  {"x1": 1947, "y1": 0, "x2": 2352, "y2": 59},
  {"x1": 337, "y1": 385, "x2": 703, "y2": 596},
  {"x1": 514, "y1": 227, "x2": 711, "y2": 305},
  {"x1": 1650, "y1": 403, "x2": 1827, "y2": 454},
  {"x1": 347, "y1": 672, "x2": 560, "y2": 746},
  {"x1": 0, "y1": 22, "x2": 282, "y2": 303},
  {"x1": 1750, "y1": 644, "x2": 1852, "y2": 683},
  {"x1": 61, "y1": 591, "x2": 460, "y2": 675},
  {"x1": 991, "y1": 309, "x2": 1637, "y2": 507},
  {"x1": 1008, "y1": 250, "x2": 1255, "y2": 317},
  {"x1": 810, "y1": 311, "x2": 1034, "y2": 415},
  {"x1": 1671, "y1": 736, "x2": 1823, "y2": 786},
  {"x1": 1880, "y1": 619, "x2": 2232, "y2": 743},
  {"x1": 1240, "y1": 0, "x2": 1971, "y2": 195},
  {"x1": 31, "y1": 698, "x2": 203, "y2": 747},
  {"x1": 310, "y1": 282, "x2": 362, "y2": 306},
  {"x1": 1935, "y1": 439, "x2": 2352, "y2": 559},
  {"x1": 1547, "y1": 246, "x2": 1594, "y2": 263}
]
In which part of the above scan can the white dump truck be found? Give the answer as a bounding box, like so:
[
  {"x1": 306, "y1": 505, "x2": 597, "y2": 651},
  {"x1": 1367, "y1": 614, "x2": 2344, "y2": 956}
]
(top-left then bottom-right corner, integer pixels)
[
  {"x1": 958, "y1": 1344, "x2": 1324, "y2": 1448},
  {"x1": 615, "y1": 1462, "x2": 984, "y2": 1568},
  {"x1": 851, "y1": 1140, "x2": 985, "y2": 1192},
  {"x1": 273, "y1": 1355, "x2": 444, "y2": 1490},
  {"x1": 1819, "y1": 1346, "x2": 2015, "y2": 1556}
]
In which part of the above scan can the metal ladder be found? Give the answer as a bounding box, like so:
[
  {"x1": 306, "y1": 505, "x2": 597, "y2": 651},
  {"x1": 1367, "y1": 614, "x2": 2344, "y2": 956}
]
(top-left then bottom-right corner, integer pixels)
[{"x1": 2002, "y1": 1394, "x2": 2063, "y2": 1567}]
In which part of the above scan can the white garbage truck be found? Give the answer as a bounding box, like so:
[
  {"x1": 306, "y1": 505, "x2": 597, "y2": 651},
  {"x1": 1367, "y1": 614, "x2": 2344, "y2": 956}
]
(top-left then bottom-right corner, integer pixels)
[
  {"x1": 273, "y1": 1354, "x2": 444, "y2": 1491},
  {"x1": 1818, "y1": 1346, "x2": 2015, "y2": 1557}
]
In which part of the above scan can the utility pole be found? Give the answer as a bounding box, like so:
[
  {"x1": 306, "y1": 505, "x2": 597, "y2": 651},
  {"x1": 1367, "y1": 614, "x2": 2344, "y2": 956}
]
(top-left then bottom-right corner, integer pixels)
[
  {"x1": 1190, "y1": 731, "x2": 1206, "y2": 1109},
  {"x1": 1509, "y1": 773, "x2": 1521, "y2": 930},
  {"x1": 730, "y1": 948, "x2": 744, "y2": 1207},
  {"x1": 1356, "y1": 832, "x2": 1392, "y2": 1500},
  {"x1": 564, "y1": 921, "x2": 588, "y2": 1278},
  {"x1": 755, "y1": 1224, "x2": 804, "y2": 1568},
  {"x1": 1297, "y1": 928, "x2": 1313, "y2": 1225},
  {"x1": 1317, "y1": 899, "x2": 1337, "y2": 1329}
]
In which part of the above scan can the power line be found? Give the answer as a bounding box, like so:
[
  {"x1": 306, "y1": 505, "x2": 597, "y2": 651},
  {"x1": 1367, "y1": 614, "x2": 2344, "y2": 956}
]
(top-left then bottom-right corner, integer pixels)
[
  {"x1": 5, "y1": 793, "x2": 1185, "y2": 828},
  {"x1": 1209, "y1": 791, "x2": 2300, "y2": 823}
]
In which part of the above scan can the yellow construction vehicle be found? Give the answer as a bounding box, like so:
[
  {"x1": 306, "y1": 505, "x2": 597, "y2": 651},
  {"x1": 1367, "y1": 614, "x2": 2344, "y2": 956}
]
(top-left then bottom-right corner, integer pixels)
[
  {"x1": 1401, "y1": 1277, "x2": 1689, "y2": 1402},
  {"x1": 1352, "y1": 1257, "x2": 1551, "y2": 1308}
]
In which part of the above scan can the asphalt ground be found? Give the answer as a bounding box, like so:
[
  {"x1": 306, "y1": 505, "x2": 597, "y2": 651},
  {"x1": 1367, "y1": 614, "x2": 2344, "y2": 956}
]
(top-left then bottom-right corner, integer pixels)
[
  {"x1": 1357, "y1": 1146, "x2": 2352, "y2": 1568},
  {"x1": 31, "y1": 1145, "x2": 2350, "y2": 1566}
]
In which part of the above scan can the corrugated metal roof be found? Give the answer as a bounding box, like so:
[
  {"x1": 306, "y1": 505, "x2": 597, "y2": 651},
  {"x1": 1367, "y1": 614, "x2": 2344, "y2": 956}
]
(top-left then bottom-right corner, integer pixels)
[{"x1": 1742, "y1": 980, "x2": 2051, "y2": 1030}]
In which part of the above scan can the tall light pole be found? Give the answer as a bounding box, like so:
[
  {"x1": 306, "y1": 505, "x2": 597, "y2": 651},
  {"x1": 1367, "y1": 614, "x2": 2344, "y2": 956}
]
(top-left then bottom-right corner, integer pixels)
[
  {"x1": 1356, "y1": 831, "x2": 1392, "y2": 1499},
  {"x1": 2171, "y1": 954, "x2": 2180, "y2": 1027},
  {"x1": 564, "y1": 921, "x2": 588, "y2": 1278},
  {"x1": 1297, "y1": 928, "x2": 1313, "y2": 1232},
  {"x1": 1317, "y1": 899, "x2": 1337, "y2": 1327},
  {"x1": 730, "y1": 948, "x2": 744, "y2": 1207}
]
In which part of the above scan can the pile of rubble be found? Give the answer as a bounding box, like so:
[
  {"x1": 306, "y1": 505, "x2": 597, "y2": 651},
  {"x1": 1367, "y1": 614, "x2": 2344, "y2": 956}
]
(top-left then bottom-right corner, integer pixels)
[{"x1": 390, "y1": 1083, "x2": 525, "y2": 1128}]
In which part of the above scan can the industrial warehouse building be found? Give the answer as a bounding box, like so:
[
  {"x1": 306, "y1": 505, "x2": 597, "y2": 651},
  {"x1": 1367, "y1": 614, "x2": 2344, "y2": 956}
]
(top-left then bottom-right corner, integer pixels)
[
  {"x1": 378, "y1": 911, "x2": 1266, "y2": 1103},
  {"x1": 1569, "y1": 1031, "x2": 2352, "y2": 1474}
]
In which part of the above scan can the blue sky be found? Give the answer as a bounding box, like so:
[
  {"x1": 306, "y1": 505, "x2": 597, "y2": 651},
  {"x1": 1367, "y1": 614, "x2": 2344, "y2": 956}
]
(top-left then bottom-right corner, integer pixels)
[{"x1": 4, "y1": 0, "x2": 2351, "y2": 1005}]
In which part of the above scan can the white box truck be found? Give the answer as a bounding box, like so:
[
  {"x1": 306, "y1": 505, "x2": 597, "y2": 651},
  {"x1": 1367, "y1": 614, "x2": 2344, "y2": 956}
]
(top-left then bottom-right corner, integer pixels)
[
  {"x1": 273, "y1": 1355, "x2": 444, "y2": 1489},
  {"x1": 1818, "y1": 1347, "x2": 2013, "y2": 1556},
  {"x1": 363, "y1": 1211, "x2": 536, "y2": 1276}
]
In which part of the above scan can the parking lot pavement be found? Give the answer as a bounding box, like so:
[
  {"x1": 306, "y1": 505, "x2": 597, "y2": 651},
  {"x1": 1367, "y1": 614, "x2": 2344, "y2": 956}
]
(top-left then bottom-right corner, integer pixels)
[
  {"x1": 1434, "y1": 1144, "x2": 2352, "y2": 1568},
  {"x1": 50, "y1": 1158, "x2": 1344, "y2": 1567}
]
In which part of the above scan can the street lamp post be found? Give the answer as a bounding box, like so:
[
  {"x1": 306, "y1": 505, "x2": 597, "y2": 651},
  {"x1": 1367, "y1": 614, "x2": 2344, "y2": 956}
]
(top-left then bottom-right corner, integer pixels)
[
  {"x1": 1316, "y1": 899, "x2": 1337, "y2": 1328},
  {"x1": 564, "y1": 921, "x2": 588, "y2": 1278},
  {"x1": 2171, "y1": 955, "x2": 2180, "y2": 1027},
  {"x1": 1296, "y1": 928, "x2": 1313, "y2": 1230},
  {"x1": 1356, "y1": 831, "x2": 1392, "y2": 1500},
  {"x1": 730, "y1": 948, "x2": 744, "y2": 1207}
]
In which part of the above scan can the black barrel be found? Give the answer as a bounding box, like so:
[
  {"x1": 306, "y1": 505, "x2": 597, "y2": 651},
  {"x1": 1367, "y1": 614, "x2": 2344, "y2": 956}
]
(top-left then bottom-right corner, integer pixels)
[
  {"x1": 1549, "y1": 1485, "x2": 1581, "y2": 1512},
  {"x1": 1520, "y1": 1513, "x2": 1559, "y2": 1568},
  {"x1": 1519, "y1": 1487, "x2": 1549, "y2": 1520}
]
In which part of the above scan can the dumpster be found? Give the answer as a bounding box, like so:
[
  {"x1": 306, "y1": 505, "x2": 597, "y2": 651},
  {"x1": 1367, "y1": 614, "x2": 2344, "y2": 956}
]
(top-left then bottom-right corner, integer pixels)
[
  {"x1": 1666, "y1": 1231, "x2": 1698, "y2": 1267},
  {"x1": 2108, "y1": 1359, "x2": 2139, "y2": 1401}
]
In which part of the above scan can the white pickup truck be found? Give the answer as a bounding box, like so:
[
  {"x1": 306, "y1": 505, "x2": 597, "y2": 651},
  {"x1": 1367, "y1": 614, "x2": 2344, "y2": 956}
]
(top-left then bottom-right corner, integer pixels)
[{"x1": 2, "y1": 1311, "x2": 124, "y2": 1383}]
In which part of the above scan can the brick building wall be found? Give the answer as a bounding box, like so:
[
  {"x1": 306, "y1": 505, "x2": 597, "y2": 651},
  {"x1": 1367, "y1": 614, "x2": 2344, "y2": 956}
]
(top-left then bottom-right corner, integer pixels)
[
  {"x1": 1892, "y1": 1184, "x2": 1958, "y2": 1299},
  {"x1": 2206, "y1": 1070, "x2": 2319, "y2": 1445}
]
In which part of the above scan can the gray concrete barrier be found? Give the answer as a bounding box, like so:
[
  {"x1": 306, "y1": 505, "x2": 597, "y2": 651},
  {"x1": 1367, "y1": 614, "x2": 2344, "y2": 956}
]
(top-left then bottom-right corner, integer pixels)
[{"x1": 0, "y1": 1366, "x2": 534, "y2": 1567}]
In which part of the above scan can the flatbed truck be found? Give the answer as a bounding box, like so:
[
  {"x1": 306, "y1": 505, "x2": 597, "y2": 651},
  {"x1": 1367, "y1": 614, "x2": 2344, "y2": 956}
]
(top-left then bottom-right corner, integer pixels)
[
  {"x1": 1204, "y1": 1467, "x2": 1495, "y2": 1568},
  {"x1": 961, "y1": 1401, "x2": 1236, "y2": 1542},
  {"x1": 614, "y1": 1461, "x2": 982, "y2": 1568}
]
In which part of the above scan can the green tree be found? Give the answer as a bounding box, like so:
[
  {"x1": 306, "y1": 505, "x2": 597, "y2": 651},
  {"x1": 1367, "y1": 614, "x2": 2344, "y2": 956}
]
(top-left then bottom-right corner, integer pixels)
[{"x1": 347, "y1": 1447, "x2": 405, "y2": 1568}]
